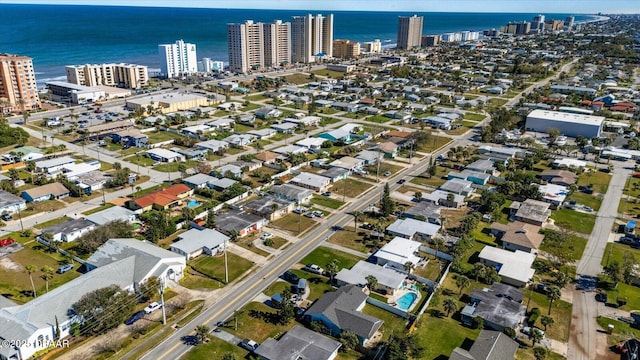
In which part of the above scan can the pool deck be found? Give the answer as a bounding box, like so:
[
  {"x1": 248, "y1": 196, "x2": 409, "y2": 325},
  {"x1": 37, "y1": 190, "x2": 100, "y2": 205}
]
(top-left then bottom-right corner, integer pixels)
[{"x1": 386, "y1": 280, "x2": 421, "y2": 312}]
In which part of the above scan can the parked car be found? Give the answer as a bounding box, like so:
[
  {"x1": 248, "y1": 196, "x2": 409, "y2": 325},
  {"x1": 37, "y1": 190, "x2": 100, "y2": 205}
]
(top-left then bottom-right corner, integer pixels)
[
  {"x1": 57, "y1": 264, "x2": 74, "y2": 274},
  {"x1": 144, "y1": 302, "x2": 162, "y2": 314},
  {"x1": 397, "y1": 179, "x2": 406, "y2": 184},
  {"x1": 620, "y1": 237, "x2": 635, "y2": 244},
  {"x1": 125, "y1": 311, "x2": 145, "y2": 325},
  {"x1": 304, "y1": 264, "x2": 324, "y2": 275},
  {"x1": 312, "y1": 211, "x2": 324, "y2": 218},
  {"x1": 283, "y1": 271, "x2": 300, "y2": 284},
  {"x1": 0, "y1": 238, "x2": 15, "y2": 247},
  {"x1": 1, "y1": 214, "x2": 12, "y2": 221},
  {"x1": 521, "y1": 327, "x2": 544, "y2": 337},
  {"x1": 383, "y1": 171, "x2": 391, "y2": 176},
  {"x1": 239, "y1": 339, "x2": 259, "y2": 352},
  {"x1": 260, "y1": 233, "x2": 274, "y2": 240},
  {"x1": 578, "y1": 186, "x2": 594, "y2": 194},
  {"x1": 596, "y1": 292, "x2": 608, "y2": 303},
  {"x1": 304, "y1": 212, "x2": 315, "y2": 218},
  {"x1": 321, "y1": 191, "x2": 331, "y2": 196}
]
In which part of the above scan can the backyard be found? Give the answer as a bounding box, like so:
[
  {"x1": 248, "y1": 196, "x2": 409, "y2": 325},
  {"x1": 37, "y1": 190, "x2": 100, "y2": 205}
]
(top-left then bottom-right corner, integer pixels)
[{"x1": 550, "y1": 208, "x2": 596, "y2": 234}]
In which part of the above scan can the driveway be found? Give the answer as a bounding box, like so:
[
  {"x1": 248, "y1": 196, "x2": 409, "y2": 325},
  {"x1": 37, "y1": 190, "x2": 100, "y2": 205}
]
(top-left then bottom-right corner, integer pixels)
[{"x1": 210, "y1": 329, "x2": 243, "y2": 347}]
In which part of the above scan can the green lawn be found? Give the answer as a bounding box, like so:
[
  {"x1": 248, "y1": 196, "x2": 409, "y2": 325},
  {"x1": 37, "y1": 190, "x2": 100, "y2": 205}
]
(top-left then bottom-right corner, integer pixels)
[
  {"x1": 271, "y1": 213, "x2": 317, "y2": 234},
  {"x1": 488, "y1": 98, "x2": 508, "y2": 107},
  {"x1": 526, "y1": 291, "x2": 572, "y2": 342},
  {"x1": 539, "y1": 230, "x2": 587, "y2": 262},
  {"x1": 286, "y1": 269, "x2": 336, "y2": 302},
  {"x1": 267, "y1": 236, "x2": 288, "y2": 249},
  {"x1": 311, "y1": 69, "x2": 346, "y2": 79},
  {"x1": 179, "y1": 272, "x2": 221, "y2": 289},
  {"x1": 413, "y1": 259, "x2": 442, "y2": 282},
  {"x1": 190, "y1": 253, "x2": 254, "y2": 283},
  {"x1": 284, "y1": 73, "x2": 312, "y2": 85},
  {"x1": 463, "y1": 112, "x2": 486, "y2": 121},
  {"x1": 243, "y1": 94, "x2": 268, "y2": 101},
  {"x1": 34, "y1": 216, "x2": 70, "y2": 230},
  {"x1": 415, "y1": 135, "x2": 453, "y2": 153},
  {"x1": 263, "y1": 280, "x2": 291, "y2": 297},
  {"x1": 124, "y1": 154, "x2": 155, "y2": 167},
  {"x1": 301, "y1": 246, "x2": 361, "y2": 270},
  {"x1": 410, "y1": 166, "x2": 449, "y2": 188},
  {"x1": 362, "y1": 304, "x2": 407, "y2": 341},
  {"x1": 550, "y1": 208, "x2": 596, "y2": 234},
  {"x1": 578, "y1": 171, "x2": 611, "y2": 194},
  {"x1": 82, "y1": 202, "x2": 115, "y2": 215},
  {"x1": 327, "y1": 227, "x2": 370, "y2": 254},
  {"x1": 601, "y1": 243, "x2": 640, "y2": 266},
  {"x1": 182, "y1": 335, "x2": 248, "y2": 360},
  {"x1": 146, "y1": 131, "x2": 186, "y2": 144},
  {"x1": 154, "y1": 160, "x2": 200, "y2": 172},
  {"x1": 310, "y1": 195, "x2": 345, "y2": 209},
  {"x1": 365, "y1": 115, "x2": 392, "y2": 124},
  {"x1": 364, "y1": 162, "x2": 404, "y2": 178},
  {"x1": 604, "y1": 283, "x2": 640, "y2": 311},
  {"x1": 328, "y1": 178, "x2": 373, "y2": 198},
  {"x1": 225, "y1": 301, "x2": 300, "y2": 342},
  {"x1": 596, "y1": 316, "x2": 640, "y2": 346},
  {"x1": 619, "y1": 198, "x2": 640, "y2": 217},
  {"x1": 413, "y1": 315, "x2": 481, "y2": 359},
  {"x1": 568, "y1": 191, "x2": 602, "y2": 211}
]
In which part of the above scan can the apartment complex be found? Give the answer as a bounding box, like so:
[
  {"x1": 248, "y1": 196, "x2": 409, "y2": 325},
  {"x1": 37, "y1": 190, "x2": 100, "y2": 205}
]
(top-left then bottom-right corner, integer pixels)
[
  {"x1": 531, "y1": 14, "x2": 545, "y2": 33},
  {"x1": 362, "y1": 39, "x2": 382, "y2": 53},
  {"x1": 291, "y1": 14, "x2": 334, "y2": 63},
  {"x1": 333, "y1": 39, "x2": 361, "y2": 59},
  {"x1": 397, "y1": 15, "x2": 424, "y2": 50},
  {"x1": 501, "y1": 21, "x2": 531, "y2": 35},
  {"x1": 65, "y1": 63, "x2": 148, "y2": 89},
  {"x1": 158, "y1": 39, "x2": 198, "y2": 79},
  {"x1": 227, "y1": 20, "x2": 291, "y2": 73},
  {"x1": 0, "y1": 53, "x2": 40, "y2": 114}
]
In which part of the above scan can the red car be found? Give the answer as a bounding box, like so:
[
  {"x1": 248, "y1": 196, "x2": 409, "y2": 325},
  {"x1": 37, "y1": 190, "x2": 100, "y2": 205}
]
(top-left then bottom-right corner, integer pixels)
[
  {"x1": 0, "y1": 238, "x2": 15, "y2": 247},
  {"x1": 632, "y1": 173, "x2": 640, "y2": 178}
]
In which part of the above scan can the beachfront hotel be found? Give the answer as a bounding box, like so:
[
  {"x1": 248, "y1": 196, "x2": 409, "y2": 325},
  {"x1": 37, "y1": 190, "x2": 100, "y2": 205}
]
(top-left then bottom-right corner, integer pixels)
[
  {"x1": 333, "y1": 39, "x2": 361, "y2": 59},
  {"x1": 0, "y1": 53, "x2": 40, "y2": 114},
  {"x1": 65, "y1": 63, "x2": 149, "y2": 89},
  {"x1": 158, "y1": 39, "x2": 198, "y2": 79},
  {"x1": 227, "y1": 20, "x2": 291, "y2": 73},
  {"x1": 291, "y1": 14, "x2": 334, "y2": 63},
  {"x1": 397, "y1": 15, "x2": 423, "y2": 50}
]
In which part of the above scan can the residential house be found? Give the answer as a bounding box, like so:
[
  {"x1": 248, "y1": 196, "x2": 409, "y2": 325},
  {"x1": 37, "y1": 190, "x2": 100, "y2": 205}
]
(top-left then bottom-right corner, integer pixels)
[
  {"x1": 490, "y1": 221, "x2": 544, "y2": 253},
  {"x1": 171, "y1": 147, "x2": 208, "y2": 161},
  {"x1": 195, "y1": 139, "x2": 229, "y2": 153},
  {"x1": 374, "y1": 237, "x2": 422, "y2": 272},
  {"x1": 296, "y1": 138, "x2": 326, "y2": 153},
  {"x1": 552, "y1": 158, "x2": 586, "y2": 169},
  {"x1": 269, "y1": 184, "x2": 313, "y2": 204},
  {"x1": 421, "y1": 190, "x2": 464, "y2": 208},
  {"x1": 1, "y1": 146, "x2": 43, "y2": 163},
  {"x1": 247, "y1": 128, "x2": 277, "y2": 140},
  {"x1": 448, "y1": 170, "x2": 491, "y2": 186},
  {"x1": 0, "y1": 190, "x2": 27, "y2": 215},
  {"x1": 289, "y1": 172, "x2": 331, "y2": 192},
  {"x1": 460, "y1": 282, "x2": 526, "y2": 331},
  {"x1": 402, "y1": 201, "x2": 441, "y2": 224},
  {"x1": 320, "y1": 167, "x2": 350, "y2": 183},
  {"x1": 272, "y1": 144, "x2": 307, "y2": 155},
  {"x1": 285, "y1": 116, "x2": 321, "y2": 127},
  {"x1": 386, "y1": 218, "x2": 440, "y2": 241},
  {"x1": 465, "y1": 159, "x2": 496, "y2": 175},
  {"x1": 110, "y1": 129, "x2": 148, "y2": 147},
  {"x1": 512, "y1": 199, "x2": 551, "y2": 226},
  {"x1": 215, "y1": 164, "x2": 243, "y2": 179},
  {"x1": 127, "y1": 184, "x2": 192, "y2": 211},
  {"x1": 478, "y1": 246, "x2": 536, "y2": 287},
  {"x1": 255, "y1": 151, "x2": 280, "y2": 164},
  {"x1": 21, "y1": 183, "x2": 70, "y2": 202},
  {"x1": 255, "y1": 107, "x2": 282, "y2": 119},
  {"x1": 329, "y1": 156, "x2": 365, "y2": 173},
  {"x1": 377, "y1": 142, "x2": 398, "y2": 159},
  {"x1": 423, "y1": 116, "x2": 453, "y2": 130},
  {"x1": 183, "y1": 173, "x2": 218, "y2": 189},
  {"x1": 318, "y1": 128, "x2": 352, "y2": 143},
  {"x1": 356, "y1": 150, "x2": 380, "y2": 165},
  {"x1": 170, "y1": 228, "x2": 229, "y2": 260},
  {"x1": 146, "y1": 148, "x2": 184, "y2": 163},
  {"x1": 35, "y1": 156, "x2": 75, "y2": 174},
  {"x1": 85, "y1": 206, "x2": 137, "y2": 226},
  {"x1": 255, "y1": 325, "x2": 342, "y2": 360},
  {"x1": 41, "y1": 218, "x2": 96, "y2": 242},
  {"x1": 439, "y1": 179, "x2": 474, "y2": 196},
  {"x1": 538, "y1": 183, "x2": 569, "y2": 208},
  {"x1": 449, "y1": 330, "x2": 519, "y2": 360},
  {"x1": 335, "y1": 261, "x2": 406, "y2": 296},
  {"x1": 243, "y1": 195, "x2": 294, "y2": 221},
  {"x1": 207, "y1": 177, "x2": 238, "y2": 191},
  {"x1": 271, "y1": 122, "x2": 298, "y2": 134},
  {"x1": 215, "y1": 210, "x2": 266, "y2": 237},
  {"x1": 223, "y1": 134, "x2": 255, "y2": 147},
  {"x1": 539, "y1": 169, "x2": 577, "y2": 186},
  {"x1": 206, "y1": 117, "x2": 235, "y2": 131},
  {"x1": 304, "y1": 285, "x2": 383, "y2": 346}
]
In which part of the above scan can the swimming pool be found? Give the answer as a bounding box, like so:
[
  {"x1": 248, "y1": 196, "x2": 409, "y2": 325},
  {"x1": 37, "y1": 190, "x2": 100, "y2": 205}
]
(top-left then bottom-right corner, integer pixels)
[
  {"x1": 397, "y1": 292, "x2": 418, "y2": 311},
  {"x1": 186, "y1": 199, "x2": 201, "y2": 208}
]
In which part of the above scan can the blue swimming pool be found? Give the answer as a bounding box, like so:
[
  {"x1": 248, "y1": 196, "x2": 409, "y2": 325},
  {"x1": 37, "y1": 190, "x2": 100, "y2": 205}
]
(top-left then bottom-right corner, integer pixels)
[
  {"x1": 397, "y1": 292, "x2": 418, "y2": 311},
  {"x1": 186, "y1": 200, "x2": 201, "y2": 208}
]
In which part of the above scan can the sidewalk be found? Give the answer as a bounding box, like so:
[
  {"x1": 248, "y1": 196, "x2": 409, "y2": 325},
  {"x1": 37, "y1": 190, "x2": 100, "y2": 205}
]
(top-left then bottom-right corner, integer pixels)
[{"x1": 226, "y1": 243, "x2": 269, "y2": 265}]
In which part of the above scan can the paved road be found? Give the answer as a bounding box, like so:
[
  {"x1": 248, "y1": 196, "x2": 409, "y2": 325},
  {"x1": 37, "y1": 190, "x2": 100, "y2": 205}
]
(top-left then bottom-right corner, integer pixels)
[{"x1": 568, "y1": 160, "x2": 631, "y2": 360}]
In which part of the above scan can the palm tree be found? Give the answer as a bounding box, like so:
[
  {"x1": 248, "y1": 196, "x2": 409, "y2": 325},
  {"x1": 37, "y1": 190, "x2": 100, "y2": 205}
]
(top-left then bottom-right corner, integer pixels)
[
  {"x1": 546, "y1": 286, "x2": 561, "y2": 315},
  {"x1": 443, "y1": 298, "x2": 458, "y2": 317},
  {"x1": 25, "y1": 265, "x2": 37, "y2": 297},
  {"x1": 228, "y1": 229, "x2": 239, "y2": 242},
  {"x1": 473, "y1": 263, "x2": 487, "y2": 282},
  {"x1": 352, "y1": 211, "x2": 363, "y2": 232},
  {"x1": 456, "y1": 275, "x2": 471, "y2": 295},
  {"x1": 366, "y1": 275, "x2": 378, "y2": 292},
  {"x1": 325, "y1": 259, "x2": 340, "y2": 284},
  {"x1": 540, "y1": 315, "x2": 554, "y2": 331},
  {"x1": 40, "y1": 266, "x2": 54, "y2": 293},
  {"x1": 403, "y1": 261, "x2": 415, "y2": 273},
  {"x1": 528, "y1": 328, "x2": 544, "y2": 347},
  {"x1": 414, "y1": 191, "x2": 422, "y2": 201},
  {"x1": 183, "y1": 207, "x2": 196, "y2": 226},
  {"x1": 195, "y1": 324, "x2": 210, "y2": 344}
]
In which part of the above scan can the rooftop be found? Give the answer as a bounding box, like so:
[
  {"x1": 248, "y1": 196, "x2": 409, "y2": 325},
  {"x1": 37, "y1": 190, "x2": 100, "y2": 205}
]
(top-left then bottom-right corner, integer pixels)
[
  {"x1": 335, "y1": 260, "x2": 406, "y2": 290},
  {"x1": 84, "y1": 206, "x2": 136, "y2": 226},
  {"x1": 374, "y1": 237, "x2": 422, "y2": 266},
  {"x1": 527, "y1": 109, "x2": 605, "y2": 126},
  {"x1": 386, "y1": 218, "x2": 440, "y2": 238},
  {"x1": 490, "y1": 221, "x2": 544, "y2": 250},
  {"x1": 478, "y1": 247, "x2": 536, "y2": 285},
  {"x1": 41, "y1": 218, "x2": 95, "y2": 235},
  {"x1": 172, "y1": 228, "x2": 228, "y2": 254},
  {"x1": 463, "y1": 283, "x2": 526, "y2": 330},
  {"x1": 255, "y1": 325, "x2": 342, "y2": 360}
]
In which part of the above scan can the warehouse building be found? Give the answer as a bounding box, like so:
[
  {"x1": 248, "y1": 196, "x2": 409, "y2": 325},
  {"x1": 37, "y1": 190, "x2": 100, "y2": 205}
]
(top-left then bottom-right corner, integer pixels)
[{"x1": 525, "y1": 109, "x2": 604, "y2": 138}]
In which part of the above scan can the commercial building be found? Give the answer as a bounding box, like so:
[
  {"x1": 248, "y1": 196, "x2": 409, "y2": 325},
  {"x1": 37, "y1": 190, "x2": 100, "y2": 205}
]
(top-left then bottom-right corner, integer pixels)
[
  {"x1": 502, "y1": 21, "x2": 531, "y2": 35},
  {"x1": 125, "y1": 92, "x2": 208, "y2": 115},
  {"x1": 362, "y1": 39, "x2": 382, "y2": 53},
  {"x1": 292, "y1": 14, "x2": 334, "y2": 63},
  {"x1": 525, "y1": 109, "x2": 605, "y2": 138},
  {"x1": 0, "y1": 53, "x2": 40, "y2": 114},
  {"x1": 332, "y1": 39, "x2": 361, "y2": 59},
  {"x1": 65, "y1": 63, "x2": 148, "y2": 89},
  {"x1": 227, "y1": 20, "x2": 291, "y2": 74},
  {"x1": 46, "y1": 81, "x2": 106, "y2": 104},
  {"x1": 158, "y1": 39, "x2": 198, "y2": 78},
  {"x1": 564, "y1": 16, "x2": 575, "y2": 30},
  {"x1": 397, "y1": 15, "x2": 423, "y2": 50}
]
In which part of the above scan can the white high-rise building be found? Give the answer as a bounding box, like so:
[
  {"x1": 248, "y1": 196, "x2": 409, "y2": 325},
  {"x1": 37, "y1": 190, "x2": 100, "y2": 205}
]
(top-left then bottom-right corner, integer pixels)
[
  {"x1": 158, "y1": 39, "x2": 198, "y2": 79},
  {"x1": 532, "y1": 14, "x2": 545, "y2": 33},
  {"x1": 198, "y1": 58, "x2": 225, "y2": 72},
  {"x1": 291, "y1": 14, "x2": 334, "y2": 63},
  {"x1": 363, "y1": 39, "x2": 382, "y2": 53},
  {"x1": 227, "y1": 20, "x2": 291, "y2": 74}
]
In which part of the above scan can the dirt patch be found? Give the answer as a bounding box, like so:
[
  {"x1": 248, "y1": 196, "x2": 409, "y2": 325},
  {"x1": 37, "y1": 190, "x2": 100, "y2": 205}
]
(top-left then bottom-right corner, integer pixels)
[{"x1": 0, "y1": 257, "x2": 22, "y2": 271}]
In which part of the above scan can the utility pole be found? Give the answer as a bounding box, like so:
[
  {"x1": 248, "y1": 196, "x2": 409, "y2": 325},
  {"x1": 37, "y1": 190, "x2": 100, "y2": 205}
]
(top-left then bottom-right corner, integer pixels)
[
  {"x1": 376, "y1": 150, "x2": 382, "y2": 183},
  {"x1": 224, "y1": 238, "x2": 229, "y2": 284},
  {"x1": 16, "y1": 205, "x2": 24, "y2": 232},
  {"x1": 343, "y1": 177, "x2": 347, "y2": 202},
  {"x1": 159, "y1": 277, "x2": 166, "y2": 325}
]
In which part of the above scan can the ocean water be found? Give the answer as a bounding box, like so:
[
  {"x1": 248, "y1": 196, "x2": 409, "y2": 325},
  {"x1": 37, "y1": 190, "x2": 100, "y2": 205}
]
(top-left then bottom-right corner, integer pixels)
[{"x1": 0, "y1": 4, "x2": 590, "y2": 84}]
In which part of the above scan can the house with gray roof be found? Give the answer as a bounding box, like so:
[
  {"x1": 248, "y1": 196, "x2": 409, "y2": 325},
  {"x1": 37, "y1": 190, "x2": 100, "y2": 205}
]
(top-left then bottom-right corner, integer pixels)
[
  {"x1": 195, "y1": 139, "x2": 228, "y2": 153},
  {"x1": 255, "y1": 107, "x2": 282, "y2": 119},
  {"x1": 183, "y1": 173, "x2": 218, "y2": 189},
  {"x1": 243, "y1": 195, "x2": 294, "y2": 221},
  {"x1": 215, "y1": 164, "x2": 243, "y2": 179},
  {"x1": 513, "y1": 199, "x2": 551, "y2": 226},
  {"x1": 247, "y1": 128, "x2": 277, "y2": 139},
  {"x1": 439, "y1": 178, "x2": 474, "y2": 196},
  {"x1": 215, "y1": 210, "x2": 266, "y2": 237},
  {"x1": 386, "y1": 218, "x2": 440, "y2": 241},
  {"x1": 271, "y1": 122, "x2": 298, "y2": 134},
  {"x1": 289, "y1": 172, "x2": 331, "y2": 192},
  {"x1": 41, "y1": 218, "x2": 96, "y2": 242},
  {"x1": 304, "y1": 285, "x2": 383, "y2": 346},
  {"x1": 320, "y1": 167, "x2": 349, "y2": 183},
  {"x1": 0, "y1": 190, "x2": 26, "y2": 215},
  {"x1": 466, "y1": 159, "x2": 496, "y2": 174},
  {"x1": 170, "y1": 228, "x2": 229, "y2": 260},
  {"x1": 335, "y1": 261, "x2": 406, "y2": 296},
  {"x1": 403, "y1": 201, "x2": 441, "y2": 224},
  {"x1": 255, "y1": 325, "x2": 342, "y2": 360},
  {"x1": 85, "y1": 206, "x2": 137, "y2": 226},
  {"x1": 460, "y1": 283, "x2": 526, "y2": 331},
  {"x1": 356, "y1": 150, "x2": 380, "y2": 165},
  {"x1": 450, "y1": 329, "x2": 519, "y2": 360},
  {"x1": 269, "y1": 184, "x2": 313, "y2": 204},
  {"x1": 207, "y1": 177, "x2": 238, "y2": 191}
]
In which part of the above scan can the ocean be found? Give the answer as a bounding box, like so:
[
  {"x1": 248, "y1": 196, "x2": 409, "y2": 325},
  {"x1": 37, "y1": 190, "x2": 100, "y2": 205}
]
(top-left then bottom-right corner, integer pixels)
[{"x1": 0, "y1": 4, "x2": 592, "y2": 85}]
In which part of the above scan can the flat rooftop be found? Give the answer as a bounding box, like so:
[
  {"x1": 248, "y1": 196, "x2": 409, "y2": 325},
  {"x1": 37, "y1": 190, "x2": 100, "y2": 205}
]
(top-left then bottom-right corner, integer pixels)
[{"x1": 527, "y1": 109, "x2": 605, "y2": 126}]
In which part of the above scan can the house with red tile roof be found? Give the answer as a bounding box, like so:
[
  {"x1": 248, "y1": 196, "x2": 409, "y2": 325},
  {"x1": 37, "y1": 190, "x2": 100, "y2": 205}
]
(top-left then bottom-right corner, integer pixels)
[{"x1": 127, "y1": 184, "x2": 193, "y2": 212}]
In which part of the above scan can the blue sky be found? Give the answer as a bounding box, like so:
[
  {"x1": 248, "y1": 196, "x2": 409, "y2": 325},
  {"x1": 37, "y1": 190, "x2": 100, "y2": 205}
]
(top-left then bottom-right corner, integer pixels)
[{"x1": 3, "y1": 0, "x2": 639, "y2": 13}]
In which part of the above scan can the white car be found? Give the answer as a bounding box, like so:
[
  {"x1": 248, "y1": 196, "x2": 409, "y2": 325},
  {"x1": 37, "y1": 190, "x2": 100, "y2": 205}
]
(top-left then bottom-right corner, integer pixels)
[
  {"x1": 305, "y1": 264, "x2": 324, "y2": 275},
  {"x1": 521, "y1": 326, "x2": 544, "y2": 337},
  {"x1": 144, "y1": 302, "x2": 162, "y2": 314},
  {"x1": 260, "y1": 233, "x2": 274, "y2": 240}
]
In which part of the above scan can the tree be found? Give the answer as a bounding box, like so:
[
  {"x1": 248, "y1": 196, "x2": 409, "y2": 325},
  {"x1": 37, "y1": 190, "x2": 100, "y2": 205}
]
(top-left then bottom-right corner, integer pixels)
[
  {"x1": 472, "y1": 316, "x2": 484, "y2": 329},
  {"x1": 182, "y1": 206, "x2": 196, "y2": 226},
  {"x1": 195, "y1": 325, "x2": 210, "y2": 344},
  {"x1": 403, "y1": 261, "x2": 415, "y2": 273},
  {"x1": 205, "y1": 210, "x2": 216, "y2": 228},
  {"x1": 540, "y1": 315, "x2": 554, "y2": 331},
  {"x1": 546, "y1": 286, "x2": 561, "y2": 315},
  {"x1": 228, "y1": 229, "x2": 239, "y2": 242},
  {"x1": 456, "y1": 275, "x2": 470, "y2": 295},
  {"x1": 473, "y1": 263, "x2": 487, "y2": 282},
  {"x1": 352, "y1": 211, "x2": 363, "y2": 232},
  {"x1": 366, "y1": 275, "x2": 378, "y2": 292},
  {"x1": 533, "y1": 346, "x2": 548, "y2": 360},
  {"x1": 195, "y1": 161, "x2": 212, "y2": 174},
  {"x1": 339, "y1": 329, "x2": 359, "y2": 350},
  {"x1": 380, "y1": 183, "x2": 395, "y2": 217},
  {"x1": 547, "y1": 128, "x2": 561, "y2": 145},
  {"x1": 276, "y1": 287, "x2": 295, "y2": 325},
  {"x1": 75, "y1": 220, "x2": 134, "y2": 255},
  {"x1": 443, "y1": 298, "x2": 458, "y2": 317},
  {"x1": 528, "y1": 328, "x2": 544, "y2": 347},
  {"x1": 25, "y1": 264, "x2": 37, "y2": 297},
  {"x1": 178, "y1": 163, "x2": 188, "y2": 177},
  {"x1": 325, "y1": 259, "x2": 340, "y2": 284},
  {"x1": 40, "y1": 266, "x2": 54, "y2": 293},
  {"x1": 414, "y1": 191, "x2": 422, "y2": 201},
  {"x1": 74, "y1": 285, "x2": 137, "y2": 335}
]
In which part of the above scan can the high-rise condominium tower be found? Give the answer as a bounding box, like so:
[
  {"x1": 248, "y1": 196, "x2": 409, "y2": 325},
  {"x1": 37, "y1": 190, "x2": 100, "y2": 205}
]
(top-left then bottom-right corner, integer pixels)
[
  {"x1": 397, "y1": 15, "x2": 424, "y2": 50},
  {"x1": 227, "y1": 20, "x2": 291, "y2": 74},
  {"x1": 65, "y1": 63, "x2": 148, "y2": 89},
  {"x1": 532, "y1": 14, "x2": 546, "y2": 33},
  {"x1": 291, "y1": 14, "x2": 334, "y2": 63},
  {"x1": 0, "y1": 53, "x2": 40, "y2": 114},
  {"x1": 158, "y1": 39, "x2": 198, "y2": 79}
]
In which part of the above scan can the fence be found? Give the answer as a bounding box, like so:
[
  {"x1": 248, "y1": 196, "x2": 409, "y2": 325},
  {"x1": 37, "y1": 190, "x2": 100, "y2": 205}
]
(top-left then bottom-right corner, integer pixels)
[
  {"x1": 418, "y1": 246, "x2": 454, "y2": 262},
  {"x1": 36, "y1": 237, "x2": 89, "y2": 266},
  {"x1": 366, "y1": 296, "x2": 409, "y2": 319}
]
